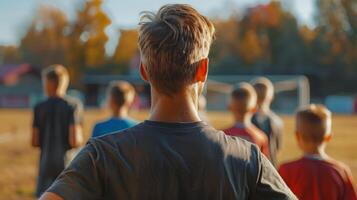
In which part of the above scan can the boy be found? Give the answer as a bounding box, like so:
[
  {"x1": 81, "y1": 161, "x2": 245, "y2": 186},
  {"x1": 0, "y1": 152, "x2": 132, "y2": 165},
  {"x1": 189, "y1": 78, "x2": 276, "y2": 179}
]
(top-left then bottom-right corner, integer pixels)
[
  {"x1": 32, "y1": 65, "x2": 83, "y2": 197},
  {"x1": 92, "y1": 81, "x2": 137, "y2": 137},
  {"x1": 224, "y1": 83, "x2": 270, "y2": 158},
  {"x1": 279, "y1": 104, "x2": 357, "y2": 200},
  {"x1": 41, "y1": 4, "x2": 296, "y2": 200},
  {"x1": 251, "y1": 77, "x2": 283, "y2": 167}
]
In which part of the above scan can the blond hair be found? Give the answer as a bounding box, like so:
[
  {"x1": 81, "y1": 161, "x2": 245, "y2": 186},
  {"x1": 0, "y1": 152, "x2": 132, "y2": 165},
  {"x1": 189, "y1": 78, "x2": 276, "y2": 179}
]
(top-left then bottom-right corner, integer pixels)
[
  {"x1": 108, "y1": 81, "x2": 135, "y2": 107},
  {"x1": 296, "y1": 104, "x2": 332, "y2": 143},
  {"x1": 42, "y1": 64, "x2": 69, "y2": 94},
  {"x1": 251, "y1": 77, "x2": 274, "y2": 103},
  {"x1": 231, "y1": 82, "x2": 257, "y2": 113},
  {"x1": 138, "y1": 4, "x2": 215, "y2": 95}
]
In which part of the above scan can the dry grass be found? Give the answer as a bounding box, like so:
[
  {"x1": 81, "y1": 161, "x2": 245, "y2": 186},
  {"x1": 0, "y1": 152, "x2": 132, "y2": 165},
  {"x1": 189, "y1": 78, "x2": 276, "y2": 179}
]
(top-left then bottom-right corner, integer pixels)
[{"x1": 0, "y1": 109, "x2": 356, "y2": 199}]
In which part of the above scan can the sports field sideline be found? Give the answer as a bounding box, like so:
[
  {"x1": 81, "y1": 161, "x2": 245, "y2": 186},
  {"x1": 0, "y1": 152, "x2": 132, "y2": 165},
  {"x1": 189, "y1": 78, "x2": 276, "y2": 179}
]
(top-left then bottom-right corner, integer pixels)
[{"x1": 0, "y1": 109, "x2": 356, "y2": 199}]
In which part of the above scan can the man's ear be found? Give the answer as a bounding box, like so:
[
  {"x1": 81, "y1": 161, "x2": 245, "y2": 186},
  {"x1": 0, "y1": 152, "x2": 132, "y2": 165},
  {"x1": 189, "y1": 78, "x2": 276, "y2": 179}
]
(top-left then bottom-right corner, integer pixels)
[
  {"x1": 195, "y1": 58, "x2": 209, "y2": 82},
  {"x1": 140, "y1": 63, "x2": 149, "y2": 82}
]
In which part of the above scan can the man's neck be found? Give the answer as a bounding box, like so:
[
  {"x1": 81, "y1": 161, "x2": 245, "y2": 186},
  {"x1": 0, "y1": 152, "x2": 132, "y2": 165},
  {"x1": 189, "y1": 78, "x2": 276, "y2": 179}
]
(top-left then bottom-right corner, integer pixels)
[
  {"x1": 257, "y1": 103, "x2": 271, "y2": 113},
  {"x1": 234, "y1": 114, "x2": 252, "y2": 127},
  {"x1": 149, "y1": 88, "x2": 201, "y2": 123},
  {"x1": 303, "y1": 143, "x2": 328, "y2": 158},
  {"x1": 47, "y1": 92, "x2": 63, "y2": 98},
  {"x1": 112, "y1": 108, "x2": 129, "y2": 119}
]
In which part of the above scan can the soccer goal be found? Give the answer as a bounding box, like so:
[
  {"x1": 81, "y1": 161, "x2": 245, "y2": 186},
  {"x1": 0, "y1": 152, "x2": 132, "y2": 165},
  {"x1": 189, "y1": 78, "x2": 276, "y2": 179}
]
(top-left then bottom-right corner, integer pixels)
[{"x1": 204, "y1": 75, "x2": 310, "y2": 113}]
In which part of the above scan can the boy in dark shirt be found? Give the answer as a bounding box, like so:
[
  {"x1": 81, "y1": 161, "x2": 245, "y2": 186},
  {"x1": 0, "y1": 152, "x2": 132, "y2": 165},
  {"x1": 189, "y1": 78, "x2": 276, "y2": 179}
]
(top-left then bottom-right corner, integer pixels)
[
  {"x1": 32, "y1": 65, "x2": 83, "y2": 197},
  {"x1": 251, "y1": 77, "x2": 283, "y2": 167},
  {"x1": 40, "y1": 4, "x2": 296, "y2": 200},
  {"x1": 279, "y1": 104, "x2": 356, "y2": 200},
  {"x1": 92, "y1": 81, "x2": 137, "y2": 137},
  {"x1": 224, "y1": 83, "x2": 270, "y2": 158}
]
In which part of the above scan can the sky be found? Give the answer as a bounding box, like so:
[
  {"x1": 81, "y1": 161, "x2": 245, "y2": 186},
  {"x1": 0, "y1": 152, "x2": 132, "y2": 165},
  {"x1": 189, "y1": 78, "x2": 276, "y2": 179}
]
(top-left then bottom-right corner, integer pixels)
[{"x1": 0, "y1": 0, "x2": 315, "y2": 54}]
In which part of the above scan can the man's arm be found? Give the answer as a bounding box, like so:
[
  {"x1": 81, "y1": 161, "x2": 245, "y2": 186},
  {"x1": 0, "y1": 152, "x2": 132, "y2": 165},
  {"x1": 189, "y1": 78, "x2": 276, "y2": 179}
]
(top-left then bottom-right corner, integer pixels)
[{"x1": 39, "y1": 192, "x2": 63, "y2": 200}]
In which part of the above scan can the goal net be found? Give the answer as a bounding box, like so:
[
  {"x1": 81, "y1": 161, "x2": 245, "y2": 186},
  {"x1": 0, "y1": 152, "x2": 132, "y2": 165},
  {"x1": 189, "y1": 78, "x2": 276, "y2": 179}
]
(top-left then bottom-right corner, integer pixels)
[{"x1": 205, "y1": 75, "x2": 310, "y2": 114}]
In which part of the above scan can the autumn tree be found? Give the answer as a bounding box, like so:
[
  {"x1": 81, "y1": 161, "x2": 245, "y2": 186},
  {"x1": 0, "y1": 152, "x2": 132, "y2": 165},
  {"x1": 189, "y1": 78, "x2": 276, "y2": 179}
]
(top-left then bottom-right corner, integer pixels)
[
  {"x1": 69, "y1": 0, "x2": 111, "y2": 69},
  {"x1": 20, "y1": 6, "x2": 70, "y2": 69},
  {"x1": 111, "y1": 29, "x2": 139, "y2": 73}
]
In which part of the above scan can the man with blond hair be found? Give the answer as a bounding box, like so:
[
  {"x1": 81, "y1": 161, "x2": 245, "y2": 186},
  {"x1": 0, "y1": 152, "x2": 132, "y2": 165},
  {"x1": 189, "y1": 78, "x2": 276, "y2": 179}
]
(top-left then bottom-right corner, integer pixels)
[
  {"x1": 32, "y1": 65, "x2": 83, "y2": 197},
  {"x1": 40, "y1": 4, "x2": 296, "y2": 200}
]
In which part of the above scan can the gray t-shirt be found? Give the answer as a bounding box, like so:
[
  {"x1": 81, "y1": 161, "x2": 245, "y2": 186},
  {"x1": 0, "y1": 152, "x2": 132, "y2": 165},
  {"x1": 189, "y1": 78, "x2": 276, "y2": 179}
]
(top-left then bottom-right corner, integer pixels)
[{"x1": 47, "y1": 121, "x2": 296, "y2": 200}]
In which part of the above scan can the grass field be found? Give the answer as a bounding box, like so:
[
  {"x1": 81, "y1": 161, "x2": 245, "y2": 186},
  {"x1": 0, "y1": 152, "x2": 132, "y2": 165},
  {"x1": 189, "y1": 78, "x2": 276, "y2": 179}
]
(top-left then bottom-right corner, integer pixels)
[{"x1": 0, "y1": 109, "x2": 356, "y2": 199}]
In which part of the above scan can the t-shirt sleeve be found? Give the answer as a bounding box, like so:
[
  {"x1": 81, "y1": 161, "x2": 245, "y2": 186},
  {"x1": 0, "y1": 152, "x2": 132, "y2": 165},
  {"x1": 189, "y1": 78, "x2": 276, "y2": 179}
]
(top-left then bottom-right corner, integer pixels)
[
  {"x1": 47, "y1": 141, "x2": 104, "y2": 200},
  {"x1": 250, "y1": 150, "x2": 297, "y2": 200}
]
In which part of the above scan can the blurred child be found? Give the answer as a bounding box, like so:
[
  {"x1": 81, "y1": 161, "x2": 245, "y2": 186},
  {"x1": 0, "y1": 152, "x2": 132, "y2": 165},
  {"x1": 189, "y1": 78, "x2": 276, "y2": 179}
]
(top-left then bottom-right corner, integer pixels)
[
  {"x1": 279, "y1": 104, "x2": 357, "y2": 200},
  {"x1": 251, "y1": 77, "x2": 283, "y2": 167},
  {"x1": 224, "y1": 83, "x2": 270, "y2": 157},
  {"x1": 32, "y1": 65, "x2": 83, "y2": 197},
  {"x1": 92, "y1": 81, "x2": 137, "y2": 137}
]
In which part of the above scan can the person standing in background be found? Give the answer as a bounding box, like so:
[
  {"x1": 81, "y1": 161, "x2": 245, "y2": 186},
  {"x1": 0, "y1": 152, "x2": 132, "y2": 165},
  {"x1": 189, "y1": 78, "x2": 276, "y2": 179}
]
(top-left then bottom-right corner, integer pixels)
[
  {"x1": 31, "y1": 65, "x2": 83, "y2": 197},
  {"x1": 251, "y1": 77, "x2": 283, "y2": 167},
  {"x1": 224, "y1": 83, "x2": 270, "y2": 158},
  {"x1": 279, "y1": 104, "x2": 357, "y2": 200},
  {"x1": 91, "y1": 81, "x2": 137, "y2": 138}
]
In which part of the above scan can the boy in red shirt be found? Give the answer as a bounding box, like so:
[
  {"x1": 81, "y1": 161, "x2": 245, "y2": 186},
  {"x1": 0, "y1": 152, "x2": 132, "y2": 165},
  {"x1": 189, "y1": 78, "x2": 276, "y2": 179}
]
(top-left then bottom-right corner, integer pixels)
[
  {"x1": 224, "y1": 83, "x2": 270, "y2": 157},
  {"x1": 279, "y1": 104, "x2": 357, "y2": 200}
]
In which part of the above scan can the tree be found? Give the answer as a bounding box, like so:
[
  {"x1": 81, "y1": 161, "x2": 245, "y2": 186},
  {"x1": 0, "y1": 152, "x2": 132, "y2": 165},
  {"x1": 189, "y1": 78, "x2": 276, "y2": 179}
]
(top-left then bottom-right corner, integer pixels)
[
  {"x1": 70, "y1": 0, "x2": 111, "y2": 69},
  {"x1": 112, "y1": 29, "x2": 139, "y2": 73},
  {"x1": 20, "y1": 6, "x2": 70, "y2": 69}
]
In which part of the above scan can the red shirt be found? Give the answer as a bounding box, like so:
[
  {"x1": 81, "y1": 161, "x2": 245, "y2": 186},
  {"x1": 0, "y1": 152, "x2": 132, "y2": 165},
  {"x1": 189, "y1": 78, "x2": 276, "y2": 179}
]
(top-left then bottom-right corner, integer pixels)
[
  {"x1": 279, "y1": 156, "x2": 357, "y2": 200},
  {"x1": 224, "y1": 124, "x2": 270, "y2": 158}
]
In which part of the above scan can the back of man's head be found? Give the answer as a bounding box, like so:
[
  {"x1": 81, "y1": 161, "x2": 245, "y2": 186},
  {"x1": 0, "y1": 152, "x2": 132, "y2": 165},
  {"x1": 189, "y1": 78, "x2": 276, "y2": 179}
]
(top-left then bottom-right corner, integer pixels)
[
  {"x1": 252, "y1": 77, "x2": 274, "y2": 106},
  {"x1": 296, "y1": 104, "x2": 332, "y2": 144},
  {"x1": 138, "y1": 4, "x2": 215, "y2": 95},
  {"x1": 108, "y1": 81, "x2": 135, "y2": 108},
  {"x1": 230, "y1": 82, "x2": 257, "y2": 115},
  {"x1": 42, "y1": 64, "x2": 69, "y2": 96}
]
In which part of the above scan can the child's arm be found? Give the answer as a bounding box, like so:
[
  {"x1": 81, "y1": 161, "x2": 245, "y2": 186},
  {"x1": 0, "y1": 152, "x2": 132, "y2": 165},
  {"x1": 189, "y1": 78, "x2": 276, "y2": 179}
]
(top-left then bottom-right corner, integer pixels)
[
  {"x1": 69, "y1": 124, "x2": 83, "y2": 148},
  {"x1": 31, "y1": 127, "x2": 40, "y2": 147},
  {"x1": 31, "y1": 105, "x2": 40, "y2": 147},
  {"x1": 69, "y1": 100, "x2": 84, "y2": 148}
]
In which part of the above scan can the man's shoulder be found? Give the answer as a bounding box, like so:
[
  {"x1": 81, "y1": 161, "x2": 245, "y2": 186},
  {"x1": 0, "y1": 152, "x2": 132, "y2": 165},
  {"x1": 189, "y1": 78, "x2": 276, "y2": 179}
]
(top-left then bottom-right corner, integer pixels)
[{"x1": 94, "y1": 122, "x2": 259, "y2": 162}]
